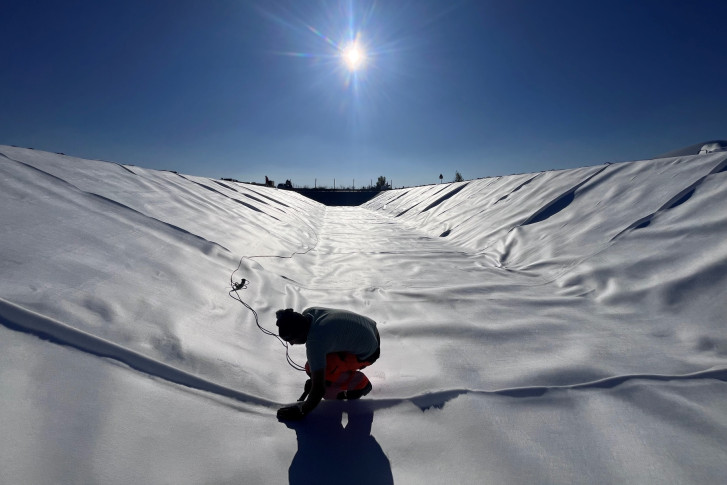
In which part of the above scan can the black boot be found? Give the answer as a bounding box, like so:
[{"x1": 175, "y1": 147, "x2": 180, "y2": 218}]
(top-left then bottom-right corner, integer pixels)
[{"x1": 298, "y1": 379, "x2": 312, "y2": 401}]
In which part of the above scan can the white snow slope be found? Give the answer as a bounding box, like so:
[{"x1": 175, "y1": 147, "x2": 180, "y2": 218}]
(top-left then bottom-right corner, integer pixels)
[{"x1": 2, "y1": 145, "x2": 726, "y2": 484}]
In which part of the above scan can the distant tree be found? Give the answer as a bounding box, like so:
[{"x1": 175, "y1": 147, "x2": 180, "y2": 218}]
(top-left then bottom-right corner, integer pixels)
[
  {"x1": 454, "y1": 171, "x2": 463, "y2": 182},
  {"x1": 375, "y1": 175, "x2": 388, "y2": 190},
  {"x1": 439, "y1": 174, "x2": 443, "y2": 183}
]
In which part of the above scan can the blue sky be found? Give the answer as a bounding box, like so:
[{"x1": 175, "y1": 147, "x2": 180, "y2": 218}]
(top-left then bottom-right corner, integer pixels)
[{"x1": 2, "y1": 0, "x2": 725, "y2": 188}]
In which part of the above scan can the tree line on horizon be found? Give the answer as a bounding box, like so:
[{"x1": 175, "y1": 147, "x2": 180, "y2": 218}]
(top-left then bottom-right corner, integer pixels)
[{"x1": 223, "y1": 172, "x2": 464, "y2": 190}]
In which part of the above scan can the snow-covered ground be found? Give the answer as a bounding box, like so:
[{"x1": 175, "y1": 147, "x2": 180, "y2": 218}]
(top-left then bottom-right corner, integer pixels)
[{"x1": 2, "y1": 145, "x2": 726, "y2": 484}]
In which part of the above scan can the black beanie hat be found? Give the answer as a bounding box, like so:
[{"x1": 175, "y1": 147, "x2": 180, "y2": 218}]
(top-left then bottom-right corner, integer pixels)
[{"x1": 276, "y1": 308, "x2": 307, "y2": 339}]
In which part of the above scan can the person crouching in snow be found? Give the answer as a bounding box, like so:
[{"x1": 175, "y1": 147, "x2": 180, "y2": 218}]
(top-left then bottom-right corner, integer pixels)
[{"x1": 276, "y1": 307, "x2": 381, "y2": 421}]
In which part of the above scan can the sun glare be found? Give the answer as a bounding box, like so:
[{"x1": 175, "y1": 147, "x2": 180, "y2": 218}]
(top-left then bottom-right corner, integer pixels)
[{"x1": 342, "y1": 43, "x2": 366, "y2": 71}]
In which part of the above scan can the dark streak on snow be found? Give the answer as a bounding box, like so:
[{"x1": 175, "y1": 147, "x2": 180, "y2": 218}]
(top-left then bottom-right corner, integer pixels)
[
  {"x1": 612, "y1": 159, "x2": 727, "y2": 241},
  {"x1": 244, "y1": 186, "x2": 293, "y2": 208},
  {"x1": 116, "y1": 164, "x2": 137, "y2": 175},
  {"x1": 3, "y1": 297, "x2": 726, "y2": 417},
  {"x1": 0, "y1": 154, "x2": 230, "y2": 253},
  {"x1": 213, "y1": 180, "x2": 238, "y2": 191},
  {"x1": 420, "y1": 184, "x2": 468, "y2": 213},
  {"x1": 0, "y1": 298, "x2": 275, "y2": 410},
  {"x1": 90, "y1": 193, "x2": 232, "y2": 253},
  {"x1": 494, "y1": 174, "x2": 539, "y2": 205},
  {"x1": 179, "y1": 175, "x2": 282, "y2": 220},
  {"x1": 521, "y1": 165, "x2": 610, "y2": 226},
  {"x1": 367, "y1": 367, "x2": 727, "y2": 412}
]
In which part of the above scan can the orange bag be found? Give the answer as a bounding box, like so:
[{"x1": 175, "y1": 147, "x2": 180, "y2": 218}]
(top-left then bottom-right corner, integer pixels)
[{"x1": 302, "y1": 352, "x2": 373, "y2": 400}]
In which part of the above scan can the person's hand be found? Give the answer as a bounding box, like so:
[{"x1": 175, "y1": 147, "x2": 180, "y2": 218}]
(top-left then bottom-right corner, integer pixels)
[{"x1": 277, "y1": 402, "x2": 306, "y2": 421}]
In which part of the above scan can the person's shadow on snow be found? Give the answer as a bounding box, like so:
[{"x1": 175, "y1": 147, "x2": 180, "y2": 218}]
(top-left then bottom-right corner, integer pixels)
[{"x1": 284, "y1": 402, "x2": 394, "y2": 485}]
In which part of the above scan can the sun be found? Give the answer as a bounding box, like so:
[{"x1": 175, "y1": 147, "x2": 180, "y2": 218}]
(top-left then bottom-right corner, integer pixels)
[{"x1": 342, "y1": 42, "x2": 366, "y2": 71}]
